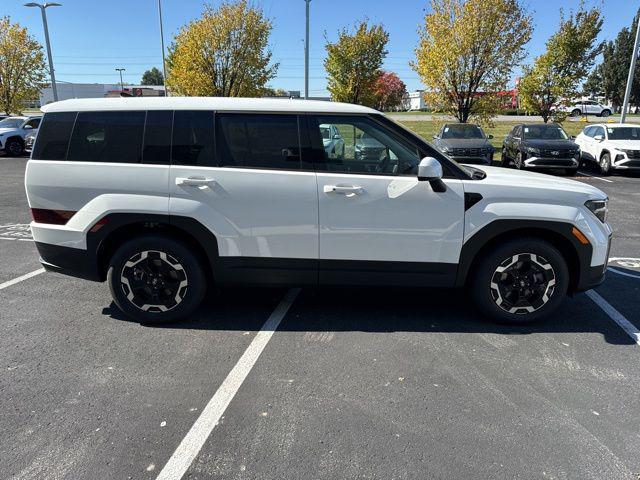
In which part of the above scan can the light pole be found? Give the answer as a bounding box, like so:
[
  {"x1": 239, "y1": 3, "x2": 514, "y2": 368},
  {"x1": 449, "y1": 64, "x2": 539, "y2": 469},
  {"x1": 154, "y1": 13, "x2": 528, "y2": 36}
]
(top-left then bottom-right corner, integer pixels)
[
  {"x1": 116, "y1": 68, "x2": 126, "y2": 92},
  {"x1": 24, "y1": 2, "x2": 61, "y2": 102},
  {"x1": 304, "y1": 0, "x2": 310, "y2": 99},
  {"x1": 621, "y1": 16, "x2": 640, "y2": 123},
  {"x1": 157, "y1": 0, "x2": 168, "y2": 96}
]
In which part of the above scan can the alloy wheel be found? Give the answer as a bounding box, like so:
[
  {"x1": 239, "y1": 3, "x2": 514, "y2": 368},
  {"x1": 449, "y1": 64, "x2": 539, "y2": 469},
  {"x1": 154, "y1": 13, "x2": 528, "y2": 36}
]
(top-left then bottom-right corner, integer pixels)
[
  {"x1": 490, "y1": 253, "x2": 556, "y2": 314},
  {"x1": 120, "y1": 250, "x2": 188, "y2": 313}
]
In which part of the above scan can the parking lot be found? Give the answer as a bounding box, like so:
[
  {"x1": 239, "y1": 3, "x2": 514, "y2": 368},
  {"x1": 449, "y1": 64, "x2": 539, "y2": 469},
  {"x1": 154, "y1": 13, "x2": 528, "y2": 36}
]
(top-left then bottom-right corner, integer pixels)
[{"x1": 2, "y1": 155, "x2": 640, "y2": 479}]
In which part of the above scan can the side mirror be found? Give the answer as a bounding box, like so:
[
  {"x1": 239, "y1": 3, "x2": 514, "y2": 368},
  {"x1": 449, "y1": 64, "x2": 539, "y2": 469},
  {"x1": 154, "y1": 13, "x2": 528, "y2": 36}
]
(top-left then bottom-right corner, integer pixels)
[
  {"x1": 594, "y1": 134, "x2": 604, "y2": 141},
  {"x1": 570, "y1": 135, "x2": 576, "y2": 139},
  {"x1": 432, "y1": 134, "x2": 438, "y2": 139},
  {"x1": 418, "y1": 157, "x2": 446, "y2": 192},
  {"x1": 23, "y1": 124, "x2": 33, "y2": 130},
  {"x1": 487, "y1": 134, "x2": 494, "y2": 139}
]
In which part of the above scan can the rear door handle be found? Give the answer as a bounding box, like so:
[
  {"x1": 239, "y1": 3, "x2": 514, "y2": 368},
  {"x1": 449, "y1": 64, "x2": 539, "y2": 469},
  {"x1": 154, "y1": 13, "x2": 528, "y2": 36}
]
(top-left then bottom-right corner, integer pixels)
[
  {"x1": 323, "y1": 184, "x2": 364, "y2": 195},
  {"x1": 176, "y1": 176, "x2": 215, "y2": 187}
]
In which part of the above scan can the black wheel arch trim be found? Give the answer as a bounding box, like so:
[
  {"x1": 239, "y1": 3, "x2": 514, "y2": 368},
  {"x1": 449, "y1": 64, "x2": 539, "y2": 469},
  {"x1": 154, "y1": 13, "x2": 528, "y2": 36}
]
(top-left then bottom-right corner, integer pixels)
[{"x1": 455, "y1": 219, "x2": 598, "y2": 293}]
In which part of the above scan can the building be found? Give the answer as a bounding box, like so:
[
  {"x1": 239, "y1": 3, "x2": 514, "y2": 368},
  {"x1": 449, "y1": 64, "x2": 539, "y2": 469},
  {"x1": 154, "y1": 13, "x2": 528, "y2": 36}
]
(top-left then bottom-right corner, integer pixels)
[
  {"x1": 403, "y1": 90, "x2": 427, "y2": 111},
  {"x1": 39, "y1": 83, "x2": 166, "y2": 106}
]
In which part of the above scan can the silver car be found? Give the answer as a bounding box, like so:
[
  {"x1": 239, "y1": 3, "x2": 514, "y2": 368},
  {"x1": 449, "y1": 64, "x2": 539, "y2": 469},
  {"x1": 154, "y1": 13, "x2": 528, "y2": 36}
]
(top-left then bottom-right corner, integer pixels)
[
  {"x1": 0, "y1": 115, "x2": 42, "y2": 156},
  {"x1": 320, "y1": 123, "x2": 345, "y2": 160}
]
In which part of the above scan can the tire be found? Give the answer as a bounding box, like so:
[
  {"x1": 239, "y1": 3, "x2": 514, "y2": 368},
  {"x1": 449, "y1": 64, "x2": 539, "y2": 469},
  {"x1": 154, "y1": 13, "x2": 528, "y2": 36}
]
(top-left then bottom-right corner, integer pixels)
[
  {"x1": 599, "y1": 152, "x2": 611, "y2": 175},
  {"x1": 600, "y1": 109, "x2": 611, "y2": 117},
  {"x1": 470, "y1": 238, "x2": 569, "y2": 324},
  {"x1": 571, "y1": 109, "x2": 582, "y2": 117},
  {"x1": 514, "y1": 151, "x2": 524, "y2": 169},
  {"x1": 500, "y1": 148, "x2": 510, "y2": 166},
  {"x1": 565, "y1": 168, "x2": 578, "y2": 176},
  {"x1": 107, "y1": 235, "x2": 206, "y2": 324},
  {"x1": 4, "y1": 138, "x2": 24, "y2": 156}
]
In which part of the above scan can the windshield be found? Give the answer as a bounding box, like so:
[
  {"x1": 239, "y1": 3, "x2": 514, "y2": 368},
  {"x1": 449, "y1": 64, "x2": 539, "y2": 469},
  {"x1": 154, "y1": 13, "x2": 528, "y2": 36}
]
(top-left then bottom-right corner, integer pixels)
[
  {"x1": 606, "y1": 127, "x2": 640, "y2": 140},
  {"x1": 523, "y1": 125, "x2": 568, "y2": 140},
  {"x1": 0, "y1": 118, "x2": 24, "y2": 129},
  {"x1": 441, "y1": 124, "x2": 484, "y2": 139}
]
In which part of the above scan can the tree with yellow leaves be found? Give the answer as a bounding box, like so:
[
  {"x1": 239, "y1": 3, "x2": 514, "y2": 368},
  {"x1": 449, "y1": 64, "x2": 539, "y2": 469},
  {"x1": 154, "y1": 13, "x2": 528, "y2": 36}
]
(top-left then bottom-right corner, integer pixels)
[
  {"x1": 413, "y1": 0, "x2": 532, "y2": 123},
  {"x1": 0, "y1": 17, "x2": 46, "y2": 114},
  {"x1": 166, "y1": 1, "x2": 278, "y2": 97}
]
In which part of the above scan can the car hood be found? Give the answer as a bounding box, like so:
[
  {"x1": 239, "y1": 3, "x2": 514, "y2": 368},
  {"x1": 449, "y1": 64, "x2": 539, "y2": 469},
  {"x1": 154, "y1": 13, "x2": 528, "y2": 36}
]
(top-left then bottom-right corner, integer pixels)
[
  {"x1": 466, "y1": 165, "x2": 606, "y2": 200},
  {"x1": 604, "y1": 140, "x2": 640, "y2": 150},
  {"x1": 522, "y1": 139, "x2": 578, "y2": 149},
  {"x1": 438, "y1": 138, "x2": 492, "y2": 149},
  {"x1": 0, "y1": 128, "x2": 18, "y2": 135}
]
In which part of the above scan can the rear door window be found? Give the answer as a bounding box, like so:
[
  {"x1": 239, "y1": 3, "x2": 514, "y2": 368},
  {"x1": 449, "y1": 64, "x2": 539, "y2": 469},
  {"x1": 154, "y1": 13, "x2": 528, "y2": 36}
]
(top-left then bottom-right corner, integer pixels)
[
  {"x1": 216, "y1": 114, "x2": 301, "y2": 170},
  {"x1": 171, "y1": 110, "x2": 215, "y2": 166},
  {"x1": 143, "y1": 110, "x2": 172, "y2": 165},
  {"x1": 31, "y1": 112, "x2": 77, "y2": 160},
  {"x1": 67, "y1": 111, "x2": 146, "y2": 163}
]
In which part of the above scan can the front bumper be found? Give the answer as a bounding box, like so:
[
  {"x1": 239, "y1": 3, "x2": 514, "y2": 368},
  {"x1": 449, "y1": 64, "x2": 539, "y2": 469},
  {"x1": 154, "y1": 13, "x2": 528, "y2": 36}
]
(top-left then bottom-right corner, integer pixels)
[
  {"x1": 524, "y1": 156, "x2": 579, "y2": 169},
  {"x1": 612, "y1": 154, "x2": 640, "y2": 169},
  {"x1": 452, "y1": 155, "x2": 492, "y2": 165}
]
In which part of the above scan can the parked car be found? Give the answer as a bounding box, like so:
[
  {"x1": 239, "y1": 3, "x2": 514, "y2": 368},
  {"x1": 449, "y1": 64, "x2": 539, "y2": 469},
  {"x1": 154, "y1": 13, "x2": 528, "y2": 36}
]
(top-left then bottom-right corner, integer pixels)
[
  {"x1": 26, "y1": 97, "x2": 610, "y2": 325},
  {"x1": 24, "y1": 130, "x2": 37, "y2": 154},
  {"x1": 558, "y1": 101, "x2": 612, "y2": 118},
  {"x1": 501, "y1": 123, "x2": 581, "y2": 175},
  {"x1": 575, "y1": 123, "x2": 640, "y2": 175},
  {"x1": 432, "y1": 123, "x2": 494, "y2": 165},
  {"x1": 0, "y1": 115, "x2": 42, "y2": 156},
  {"x1": 319, "y1": 123, "x2": 345, "y2": 160}
]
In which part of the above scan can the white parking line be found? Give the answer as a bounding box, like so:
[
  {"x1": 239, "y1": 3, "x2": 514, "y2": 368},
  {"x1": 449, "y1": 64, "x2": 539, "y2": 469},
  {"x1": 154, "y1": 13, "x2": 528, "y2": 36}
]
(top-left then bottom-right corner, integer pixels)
[
  {"x1": 586, "y1": 290, "x2": 640, "y2": 345},
  {"x1": 156, "y1": 288, "x2": 301, "y2": 480},
  {"x1": 578, "y1": 171, "x2": 613, "y2": 183},
  {"x1": 0, "y1": 268, "x2": 45, "y2": 290},
  {"x1": 608, "y1": 267, "x2": 640, "y2": 280}
]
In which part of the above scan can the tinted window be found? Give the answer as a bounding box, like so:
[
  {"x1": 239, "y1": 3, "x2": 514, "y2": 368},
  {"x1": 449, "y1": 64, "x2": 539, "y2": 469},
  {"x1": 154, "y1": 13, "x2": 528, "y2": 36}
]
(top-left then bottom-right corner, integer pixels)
[
  {"x1": 143, "y1": 110, "x2": 172, "y2": 164},
  {"x1": 513, "y1": 126, "x2": 522, "y2": 137},
  {"x1": 25, "y1": 118, "x2": 41, "y2": 129},
  {"x1": 309, "y1": 115, "x2": 419, "y2": 175},
  {"x1": 171, "y1": 110, "x2": 214, "y2": 166},
  {"x1": 32, "y1": 112, "x2": 77, "y2": 160},
  {"x1": 441, "y1": 124, "x2": 484, "y2": 139},
  {"x1": 583, "y1": 126, "x2": 595, "y2": 137},
  {"x1": 217, "y1": 114, "x2": 300, "y2": 170},
  {"x1": 523, "y1": 125, "x2": 568, "y2": 140},
  {"x1": 607, "y1": 126, "x2": 640, "y2": 140},
  {"x1": 68, "y1": 111, "x2": 145, "y2": 163}
]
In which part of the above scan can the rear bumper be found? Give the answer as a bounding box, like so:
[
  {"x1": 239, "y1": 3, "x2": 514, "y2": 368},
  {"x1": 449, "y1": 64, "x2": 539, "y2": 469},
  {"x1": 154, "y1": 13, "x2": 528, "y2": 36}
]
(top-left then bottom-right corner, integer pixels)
[{"x1": 35, "y1": 242, "x2": 102, "y2": 282}]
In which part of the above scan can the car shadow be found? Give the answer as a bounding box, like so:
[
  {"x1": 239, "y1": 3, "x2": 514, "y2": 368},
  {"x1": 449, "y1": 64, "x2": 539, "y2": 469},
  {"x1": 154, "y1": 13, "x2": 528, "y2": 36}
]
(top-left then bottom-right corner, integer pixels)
[{"x1": 103, "y1": 283, "x2": 635, "y2": 346}]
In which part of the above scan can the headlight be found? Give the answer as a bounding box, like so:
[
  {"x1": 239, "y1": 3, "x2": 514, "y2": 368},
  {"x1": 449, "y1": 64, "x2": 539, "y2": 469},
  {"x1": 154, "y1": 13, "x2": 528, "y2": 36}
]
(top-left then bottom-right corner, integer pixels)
[
  {"x1": 585, "y1": 198, "x2": 608, "y2": 223},
  {"x1": 525, "y1": 146, "x2": 541, "y2": 155}
]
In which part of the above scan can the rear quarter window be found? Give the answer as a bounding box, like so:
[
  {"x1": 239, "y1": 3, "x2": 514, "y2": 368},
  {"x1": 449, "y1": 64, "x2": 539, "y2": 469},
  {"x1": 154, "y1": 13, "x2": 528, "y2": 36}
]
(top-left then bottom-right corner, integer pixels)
[
  {"x1": 32, "y1": 112, "x2": 77, "y2": 160},
  {"x1": 67, "y1": 111, "x2": 146, "y2": 163}
]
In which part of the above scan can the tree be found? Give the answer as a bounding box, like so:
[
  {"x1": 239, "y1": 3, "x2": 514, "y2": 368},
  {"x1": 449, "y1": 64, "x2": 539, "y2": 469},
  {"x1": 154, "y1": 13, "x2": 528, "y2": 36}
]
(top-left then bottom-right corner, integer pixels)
[
  {"x1": 519, "y1": 2, "x2": 603, "y2": 122},
  {"x1": 141, "y1": 67, "x2": 164, "y2": 86},
  {"x1": 413, "y1": 0, "x2": 532, "y2": 123},
  {"x1": 166, "y1": 0, "x2": 278, "y2": 97},
  {"x1": 374, "y1": 71, "x2": 407, "y2": 111},
  {"x1": 586, "y1": 10, "x2": 640, "y2": 110},
  {"x1": 324, "y1": 20, "x2": 389, "y2": 107},
  {"x1": 0, "y1": 17, "x2": 46, "y2": 114}
]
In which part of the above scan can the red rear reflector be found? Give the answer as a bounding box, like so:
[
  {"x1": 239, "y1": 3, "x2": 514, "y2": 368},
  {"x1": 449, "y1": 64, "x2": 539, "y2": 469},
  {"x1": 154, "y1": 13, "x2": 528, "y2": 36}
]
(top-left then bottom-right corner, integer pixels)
[
  {"x1": 90, "y1": 217, "x2": 109, "y2": 233},
  {"x1": 30, "y1": 208, "x2": 77, "y2": 225}
]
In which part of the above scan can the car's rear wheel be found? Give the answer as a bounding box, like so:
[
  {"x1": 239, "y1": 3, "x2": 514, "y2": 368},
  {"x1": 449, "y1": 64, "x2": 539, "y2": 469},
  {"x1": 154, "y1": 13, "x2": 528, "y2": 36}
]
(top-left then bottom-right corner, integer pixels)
[
  {"x1": 571, "y1": 109, "x2": 582, "y2": 117},
  {"x1": 599, "y1": 152, "x2": 611, "y2": 175},
  {"x1": 470, "y1": 239, "x2": 569, "y2": 324},
  {"x1": 600, "y1": 109, "x2": 611, "y2": 117},
  {"x1": 107, "y1": 235, "x2": 206, "y2": 324},
  {"x1": 5, "y1": 138, "x2": 24, "y2": 156}
]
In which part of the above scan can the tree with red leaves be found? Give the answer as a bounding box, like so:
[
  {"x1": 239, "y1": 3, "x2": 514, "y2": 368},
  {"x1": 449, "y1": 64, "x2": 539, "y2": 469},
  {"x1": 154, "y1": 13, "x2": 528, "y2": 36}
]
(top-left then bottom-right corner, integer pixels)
[{"x1": 374, "y1": 71, "x2": 407, "y2": 111}]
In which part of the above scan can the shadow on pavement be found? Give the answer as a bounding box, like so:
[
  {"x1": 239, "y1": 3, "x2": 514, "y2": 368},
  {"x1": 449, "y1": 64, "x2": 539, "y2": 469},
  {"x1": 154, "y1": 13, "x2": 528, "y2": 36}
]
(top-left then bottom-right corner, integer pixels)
[{"x1": 104, "y1": 283, "x2": 635, "y2": 346}]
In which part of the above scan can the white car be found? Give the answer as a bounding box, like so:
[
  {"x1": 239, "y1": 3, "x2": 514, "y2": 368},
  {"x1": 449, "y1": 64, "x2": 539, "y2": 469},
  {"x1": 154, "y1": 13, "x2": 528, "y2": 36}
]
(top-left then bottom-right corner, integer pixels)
[
  {"x1": 559, "y1": 101, "x2": 612, "y2": 118},
  {"x1": 575, "y1": 123, "x2": 640, "y2": 174},
  {"x1": 0, "y1": 115, "x2": 42, "y2": 156},
  {"x1": 25, "y1": 97, "x2": 611, "y2": 324}
]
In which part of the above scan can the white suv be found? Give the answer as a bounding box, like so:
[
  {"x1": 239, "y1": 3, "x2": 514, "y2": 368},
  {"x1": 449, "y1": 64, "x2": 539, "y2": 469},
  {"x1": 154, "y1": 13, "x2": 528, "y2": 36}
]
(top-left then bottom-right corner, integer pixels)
[
  {"x1": 25, "y1": 97, "x2": 612, "y2": 324},
  {"x1": 0, "y1": 115, "x2": 42, "y2": 156},
  {"x1": 559, "y1": 101, "x2": 612, "y2": 117},
  {"x1": 575, "y1": 123, "x2": 640, "y2": 174}
]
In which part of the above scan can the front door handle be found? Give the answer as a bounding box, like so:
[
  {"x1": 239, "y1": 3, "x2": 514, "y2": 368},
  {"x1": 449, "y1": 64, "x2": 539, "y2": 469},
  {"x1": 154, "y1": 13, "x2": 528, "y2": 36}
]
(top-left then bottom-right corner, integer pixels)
[
  {"x1": 323, "y1": 184, "x2": 364, "y2": 195},
  {"x1": 176, "y1": 176, "x2": 215, "y2": 187}
]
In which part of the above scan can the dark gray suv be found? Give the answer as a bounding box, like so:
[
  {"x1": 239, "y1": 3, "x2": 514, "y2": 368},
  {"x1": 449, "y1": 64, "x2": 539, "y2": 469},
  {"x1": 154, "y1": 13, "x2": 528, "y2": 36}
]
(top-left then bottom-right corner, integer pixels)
[{"x1": 432, "y1": 123, "x2": 494, "y2": 165}]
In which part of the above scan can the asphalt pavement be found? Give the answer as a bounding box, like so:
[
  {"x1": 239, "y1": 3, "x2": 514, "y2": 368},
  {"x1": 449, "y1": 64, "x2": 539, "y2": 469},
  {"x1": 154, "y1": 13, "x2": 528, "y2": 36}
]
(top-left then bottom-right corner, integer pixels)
[{"x1": 1, "y1": 155, "x2": 639, "y2": 480}]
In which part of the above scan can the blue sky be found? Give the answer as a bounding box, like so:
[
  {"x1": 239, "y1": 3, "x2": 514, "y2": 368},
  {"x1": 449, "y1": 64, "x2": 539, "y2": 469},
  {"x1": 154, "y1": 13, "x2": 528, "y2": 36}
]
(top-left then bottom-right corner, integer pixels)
[{"x1": 2, "y1": 0, "x2": 638, "y2": 95}]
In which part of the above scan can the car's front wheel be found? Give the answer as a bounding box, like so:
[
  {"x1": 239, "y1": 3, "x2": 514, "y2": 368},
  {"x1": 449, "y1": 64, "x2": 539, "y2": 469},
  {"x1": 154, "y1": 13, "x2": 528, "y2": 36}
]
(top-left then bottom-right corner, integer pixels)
[
  {"x1": 470, "y1": 239, "x2": 569, "y2": 324},
  {"x1": 571, "y1": 109, "x2": 582, "y2": 117},
  {"x1": 599, "y1": 152, "x2": 611, "y2": 175},
  {"x1": 600, "y1": 109, "x2": 611, "y2": 117},
  {"x1": 107, "y1": 235, "x2": 206, "y2": 323},
  {"x1": 4, "y1": 138, "x2": 24, "y2": 156},
  {"x1": 514, "y1": 151, "x2": 524, "y2": 169}
]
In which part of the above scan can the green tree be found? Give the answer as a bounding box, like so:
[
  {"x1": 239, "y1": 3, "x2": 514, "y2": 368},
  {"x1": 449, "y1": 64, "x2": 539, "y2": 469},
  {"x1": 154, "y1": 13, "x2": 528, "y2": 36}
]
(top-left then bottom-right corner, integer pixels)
[
  {"x1": 141, "y1": 67, "x2": 164, "y2": 86},
  {"x1": 519, "y1": 2, "x2": 603, "y2": 122},
  {"x1": 413, "y1": 0, "x2": 532, "y2": 123},
  {"x1": 587, "y1": 10, "x2": 639, "y2": 110},
  {"x1": 324, "y1": 20, "x2": 389, "y2": 107},
  {"x1": 0, "y1": 17, "x2": 46, "y2": 114},
  {"x1": 166, "y1": 0, "x2": 278, "y2": 97}
]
